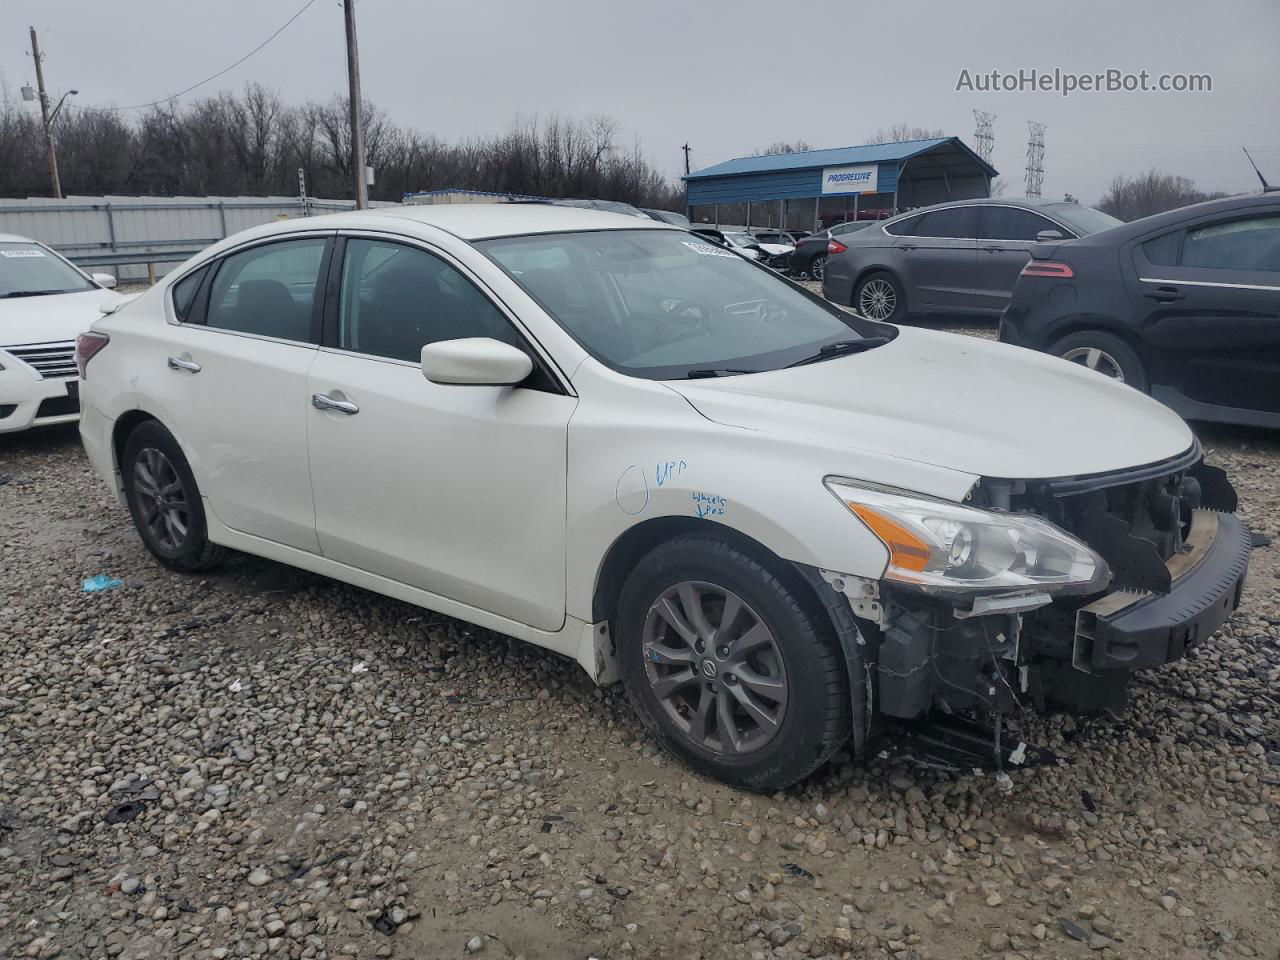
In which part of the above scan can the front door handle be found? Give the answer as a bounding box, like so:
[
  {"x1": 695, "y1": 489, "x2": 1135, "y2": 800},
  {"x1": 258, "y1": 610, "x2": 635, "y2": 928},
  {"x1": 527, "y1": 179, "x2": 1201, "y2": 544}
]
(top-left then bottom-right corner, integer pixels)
[
  {"x1": 1144, "y1": 285, "x2": 1185, "y2": 302},
  {"x1": 167, "y1": 355, "x2": 201, "y2": 373},
  {"x1": 311, "y1": 392, "x2": 359, "y2": 415}
]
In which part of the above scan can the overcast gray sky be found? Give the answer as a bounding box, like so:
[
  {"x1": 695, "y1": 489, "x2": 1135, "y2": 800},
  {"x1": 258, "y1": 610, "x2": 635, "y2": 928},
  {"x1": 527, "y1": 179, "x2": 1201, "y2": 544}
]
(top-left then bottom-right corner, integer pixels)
[{"x1": 3, "y1": 0, "x2": 1277, "y2": 203}]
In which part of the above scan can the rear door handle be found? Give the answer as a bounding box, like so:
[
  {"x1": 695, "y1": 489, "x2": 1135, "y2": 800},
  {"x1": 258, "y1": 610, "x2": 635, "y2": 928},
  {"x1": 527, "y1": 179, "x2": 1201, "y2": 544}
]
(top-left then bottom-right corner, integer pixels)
[
  {"x1": 982, "y1": 246, "x2": 1007, "y2": 253},
  {"x1": 311, "y1": 392, "x2": 359, "y2": 415},
  {"x1": 1144, "y1": 285, "x2": 1185, "y2": 302},
  {"x1": 899, "y1": 244, "x2": 917, "y2": 251},
  {"x1": 167, "y1": 355, "x2": 201, "y2": 373}
]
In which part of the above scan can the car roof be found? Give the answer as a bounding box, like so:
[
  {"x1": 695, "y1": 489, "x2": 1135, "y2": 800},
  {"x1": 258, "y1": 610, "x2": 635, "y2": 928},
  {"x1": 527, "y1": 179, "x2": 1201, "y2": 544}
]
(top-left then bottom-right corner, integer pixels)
[
  {"x1": 0, "y1": 233, "x2": 40, "y2": 244},
  {"x1": 357, "y1": 202, "x2": 672, "y2": 240}
]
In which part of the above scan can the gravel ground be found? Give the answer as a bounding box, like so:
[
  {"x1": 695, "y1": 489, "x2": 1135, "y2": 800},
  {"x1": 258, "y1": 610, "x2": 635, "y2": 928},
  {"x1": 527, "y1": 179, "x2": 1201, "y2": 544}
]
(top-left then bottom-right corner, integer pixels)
[{"x1": 1, "y1": 324, "x2": 1277, "y2": 958}]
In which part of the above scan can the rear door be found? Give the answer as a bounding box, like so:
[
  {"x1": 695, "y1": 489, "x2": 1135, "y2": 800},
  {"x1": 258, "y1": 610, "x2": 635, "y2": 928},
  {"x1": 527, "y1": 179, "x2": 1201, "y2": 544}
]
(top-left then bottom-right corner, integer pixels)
[
  {"x1": 892, "y1": 206, "x2": 978, "y2": 311},
  {"x1": 1126, "y1": 207, "x2": 1280, "y2": 417},
  {"x1": 150, "y1": 235, "x2": 330, "y2": 552},
  {"x1": 974, "y1": 206, "x2": 1072, "y2": 312}
]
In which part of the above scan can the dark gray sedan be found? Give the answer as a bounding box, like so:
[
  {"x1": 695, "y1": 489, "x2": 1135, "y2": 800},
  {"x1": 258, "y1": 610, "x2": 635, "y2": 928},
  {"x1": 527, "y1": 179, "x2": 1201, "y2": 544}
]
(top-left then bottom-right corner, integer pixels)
[{"x1": 822, "y1": 198, "x2": 1120, "y2": 321}]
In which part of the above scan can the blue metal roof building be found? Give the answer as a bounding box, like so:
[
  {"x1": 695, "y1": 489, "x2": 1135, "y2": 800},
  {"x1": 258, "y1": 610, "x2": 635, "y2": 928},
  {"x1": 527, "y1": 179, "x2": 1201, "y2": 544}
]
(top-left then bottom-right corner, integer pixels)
[{"x1": 683, "y1": 137, "x2": 997, "y2": 230}]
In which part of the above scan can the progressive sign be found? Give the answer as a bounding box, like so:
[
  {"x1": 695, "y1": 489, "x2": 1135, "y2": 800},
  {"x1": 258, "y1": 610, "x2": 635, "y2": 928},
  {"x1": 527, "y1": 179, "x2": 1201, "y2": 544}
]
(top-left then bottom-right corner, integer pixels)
[{"x1": 821, "y1": 164, "x2": 879, "y2": 196}]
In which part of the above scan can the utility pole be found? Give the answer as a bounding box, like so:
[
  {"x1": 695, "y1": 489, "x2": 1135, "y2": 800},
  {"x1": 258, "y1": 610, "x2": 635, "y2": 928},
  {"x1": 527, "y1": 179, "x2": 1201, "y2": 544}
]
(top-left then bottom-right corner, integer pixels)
[
  {"x1": 343, "y1": 0, "x2": 368, "y2": 209},
  {"x1": 29, "y1": 26, "x2": 62, "y2": 199},
  {"x1": 681, "y1": 143, "x2": 691, "y2": 176}
]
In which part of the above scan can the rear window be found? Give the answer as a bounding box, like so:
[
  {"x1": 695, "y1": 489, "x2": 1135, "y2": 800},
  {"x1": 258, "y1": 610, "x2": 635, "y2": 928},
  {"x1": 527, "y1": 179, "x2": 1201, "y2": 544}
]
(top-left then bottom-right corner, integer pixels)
[
  {"x1": 1142, "y1": 231, "x2": 1181, "y2": 266},
  {"x1": 883, "y1": 214, "x2": 921, "y2": 237},
  {"x1": 907, "y1": 207, "x2": 978, "y2": 239},
  {"x1": 1044, "y1": 203, "x2": 1122, "y2": 236},
  {"x1": 1183, "y1": 215, "x2": 1280, "y2": 272}
]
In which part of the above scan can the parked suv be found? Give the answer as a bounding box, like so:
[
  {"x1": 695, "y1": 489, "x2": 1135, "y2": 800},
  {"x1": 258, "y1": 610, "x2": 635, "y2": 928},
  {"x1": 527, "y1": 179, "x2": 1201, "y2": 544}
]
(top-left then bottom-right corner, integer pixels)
[
  {"x1": 79, "y1": 205, "x2": 1249, "y2": 791},
  {"x1": 823, "y1": 198, "x2": 1120, "y2": 321},
  {"x1": 1002, "y1": 192, "x2": 1280, "y2": 428}
]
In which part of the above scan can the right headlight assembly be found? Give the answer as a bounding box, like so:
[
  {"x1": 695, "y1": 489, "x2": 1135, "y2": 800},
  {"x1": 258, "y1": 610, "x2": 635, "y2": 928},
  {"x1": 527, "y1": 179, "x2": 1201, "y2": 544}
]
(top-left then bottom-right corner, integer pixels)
[{"x1": 826, "y1": 478, "x2": 1111, "y2": 597}]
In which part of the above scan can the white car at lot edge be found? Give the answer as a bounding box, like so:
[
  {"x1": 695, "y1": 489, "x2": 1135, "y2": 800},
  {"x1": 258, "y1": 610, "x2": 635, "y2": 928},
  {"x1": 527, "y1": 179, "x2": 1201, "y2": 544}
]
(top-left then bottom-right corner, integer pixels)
[
  {"x1": 77, "y1": 205, "x2": 1250, "y2": 791},
  {"x1": 1, "y1": 234, "x2": 120, "y2": 433}
]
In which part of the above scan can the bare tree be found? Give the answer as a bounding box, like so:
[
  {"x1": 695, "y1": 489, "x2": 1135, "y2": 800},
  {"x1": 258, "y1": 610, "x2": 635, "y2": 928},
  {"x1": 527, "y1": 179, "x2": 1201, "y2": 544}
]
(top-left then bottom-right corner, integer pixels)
[
  {"x1": 755, "y1": 140, "x2": 813, "y2": 156},
  {"x1": 869, "y1": 124, "x2": 944, "y2": 144},
  {"x1": 1096, "y1": 169, "x2": 1228, "y2": 221}
]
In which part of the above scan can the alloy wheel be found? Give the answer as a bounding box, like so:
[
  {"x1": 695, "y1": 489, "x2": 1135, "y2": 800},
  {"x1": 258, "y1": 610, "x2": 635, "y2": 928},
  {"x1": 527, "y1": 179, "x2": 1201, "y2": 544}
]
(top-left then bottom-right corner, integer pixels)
[
  {"x1": 810, "y1": 255, "x2": 828, "y2": 281},
  {"x1": 1061, "y1": 346, "x2": 1125, "y2": 382},
  {"x1": 641, "y1": 580, "x2": 788, "y2": 755},
  {"x1": 858, "y1": 278, "x2": 896, "y2": 320},
  {"x1": 133, "y1": 446, "x2": 190, "y2": 551}
]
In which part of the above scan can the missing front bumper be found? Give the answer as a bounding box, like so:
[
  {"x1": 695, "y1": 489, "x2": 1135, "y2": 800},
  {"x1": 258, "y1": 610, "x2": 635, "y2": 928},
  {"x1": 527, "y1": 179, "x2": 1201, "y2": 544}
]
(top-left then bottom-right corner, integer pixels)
[{"x1": 1073, "y1": 510, "x2": 1250, "y2": 673}]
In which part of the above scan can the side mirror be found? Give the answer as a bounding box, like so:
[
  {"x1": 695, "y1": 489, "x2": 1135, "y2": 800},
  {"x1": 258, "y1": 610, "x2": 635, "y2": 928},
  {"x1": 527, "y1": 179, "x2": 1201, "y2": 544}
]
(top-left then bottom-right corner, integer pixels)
[
  {"x1": 1036, "y1": 229, "x2": 1065, "y2": 242},
  {"x1": 421, "y1": 337, "x2": 533, "y2": 386},
  {"x1": 92, "y1": 272, "x2": 118, "y2": 289}
]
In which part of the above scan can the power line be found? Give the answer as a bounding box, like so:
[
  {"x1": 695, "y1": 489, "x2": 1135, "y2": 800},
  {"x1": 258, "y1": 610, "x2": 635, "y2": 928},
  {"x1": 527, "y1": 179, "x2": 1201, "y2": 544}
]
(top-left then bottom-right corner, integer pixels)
[
  {"x1": 972, "y1": 110, "x2": 995, "y2": 166},
  {"x1": 94, "y1": 0, "x2": 321, "y2": 112}
]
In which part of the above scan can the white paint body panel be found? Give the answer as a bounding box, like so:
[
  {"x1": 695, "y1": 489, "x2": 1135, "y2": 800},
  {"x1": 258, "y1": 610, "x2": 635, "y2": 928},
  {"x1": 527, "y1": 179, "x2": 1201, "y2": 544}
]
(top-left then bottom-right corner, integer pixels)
[{"x1": 80, "y1": 207, "x2": 1195, "y2": 680}]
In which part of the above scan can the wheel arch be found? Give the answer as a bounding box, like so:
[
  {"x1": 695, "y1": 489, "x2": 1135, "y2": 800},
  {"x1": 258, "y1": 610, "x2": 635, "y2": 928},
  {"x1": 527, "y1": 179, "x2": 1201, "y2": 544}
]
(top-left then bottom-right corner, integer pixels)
[
  {"x1": 111, "y1": 409, "x2": 164, "y2": 480},
  {"x1": 591, "y1": 516, "x2": 835, "y2": 633},
  {"x1": 1042, "y1": 314, "x2": 1147, "y2": 360}
]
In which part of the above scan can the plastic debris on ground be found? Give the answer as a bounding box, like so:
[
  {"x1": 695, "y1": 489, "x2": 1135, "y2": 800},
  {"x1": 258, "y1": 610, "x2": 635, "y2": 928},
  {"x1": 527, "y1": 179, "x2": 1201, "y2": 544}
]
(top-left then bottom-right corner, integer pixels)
[{"x1": 82, "y1": 574, "x2": 123, "y2": 593}]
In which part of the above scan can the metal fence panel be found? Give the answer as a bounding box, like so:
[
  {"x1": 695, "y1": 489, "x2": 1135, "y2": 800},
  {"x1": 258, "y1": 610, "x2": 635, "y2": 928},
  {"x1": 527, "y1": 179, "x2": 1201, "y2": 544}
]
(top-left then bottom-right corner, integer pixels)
[{"x1": 0, "y1": 195, "x2": 397, "y2": 281}]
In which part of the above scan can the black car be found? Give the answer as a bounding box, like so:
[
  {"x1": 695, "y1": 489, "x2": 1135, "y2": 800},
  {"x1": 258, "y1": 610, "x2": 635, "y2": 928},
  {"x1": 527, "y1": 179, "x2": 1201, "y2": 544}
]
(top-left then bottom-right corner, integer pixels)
[
  {"x1": 1001, "y1": 192, "x2": 1280, "y2": 428},
  {"x1": 790, "y1": 221, "x2": 875, "y2": 279}
]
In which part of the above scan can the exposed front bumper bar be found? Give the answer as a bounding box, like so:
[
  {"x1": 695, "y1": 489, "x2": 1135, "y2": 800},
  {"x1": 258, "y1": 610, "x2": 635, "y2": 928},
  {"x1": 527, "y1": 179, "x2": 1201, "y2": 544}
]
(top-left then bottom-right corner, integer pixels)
[{"x1": 1073, "y1": 510, "x2": 1250, "y2": 673}]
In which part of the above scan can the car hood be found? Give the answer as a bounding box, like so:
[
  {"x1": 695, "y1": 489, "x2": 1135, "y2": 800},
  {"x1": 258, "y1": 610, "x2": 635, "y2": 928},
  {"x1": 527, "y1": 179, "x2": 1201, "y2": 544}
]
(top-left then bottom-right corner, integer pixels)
[
  {"x1": 0, "y1": 288, "x2": 121, "y2": 347},
  {"x1": 757, "y1": 243, "x2": 794, "y2": 255},
  {"x1": 666, "y1": 326, "x2": 1195, "y2": 482}
]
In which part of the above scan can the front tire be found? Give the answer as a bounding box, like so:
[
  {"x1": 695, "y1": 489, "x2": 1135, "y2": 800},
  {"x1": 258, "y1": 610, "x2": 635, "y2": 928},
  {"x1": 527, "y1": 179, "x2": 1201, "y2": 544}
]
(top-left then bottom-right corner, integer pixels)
[
  {"x1": 855, "y1": 270, "x2": 906, "y2": 322},
  {"x1": 122, "y1": 421, "x2": 226, "y2": 572},
  {"x1": 616, "y1": 535, "x2": 850, "y2": 791},
  {"x1": 1050, "y1": 330, "x2": 1147, "y2": 391}
]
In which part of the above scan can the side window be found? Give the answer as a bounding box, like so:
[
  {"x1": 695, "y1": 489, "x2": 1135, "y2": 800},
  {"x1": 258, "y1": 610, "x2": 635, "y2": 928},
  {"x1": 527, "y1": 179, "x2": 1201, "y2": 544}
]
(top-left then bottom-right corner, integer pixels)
[
  {"x1": 909, "y1": 207, "x2": 978, "y2": 239},
  {"x1": 883, "y1": 214, "x2": 921, "y2": 237},
  {"x1": 980, "y1": 207, "x2": 1061, "y2": 242},
  {"x1": 205, "y1": 238, "x2": 326, "y2": 342},
  {"x1": 171, "y1": 265, "x2": 208, "y2": 322},
  {"x1": 338, "y1": 238, "x2": 522, "y2": 363},
  {"x1": 1141, "y1": 230, "x2": 1182, "y2": 267},
  {"x1": 1182, "y1": 215, "x2": 1280, "y2": 272}
]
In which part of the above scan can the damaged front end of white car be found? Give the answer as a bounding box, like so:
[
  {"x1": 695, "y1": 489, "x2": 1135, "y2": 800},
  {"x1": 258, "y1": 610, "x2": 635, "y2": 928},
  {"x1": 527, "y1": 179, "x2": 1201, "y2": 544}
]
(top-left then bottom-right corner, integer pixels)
[{"x1": 812, "y1": 444, "x2": 1250, "y2": 768}]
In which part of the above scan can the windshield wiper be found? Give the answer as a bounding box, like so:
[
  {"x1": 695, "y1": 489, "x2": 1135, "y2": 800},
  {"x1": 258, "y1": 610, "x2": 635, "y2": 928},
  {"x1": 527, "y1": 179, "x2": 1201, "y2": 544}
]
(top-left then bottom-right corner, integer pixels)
[
  {"x1": 785, "y1": 337, "x2": 891, "y2": 368},
  {"x1": 684, "y1": 367, "x2": 755, "y2": 379},
  {"x1": 0, "y1": 289, "x2": 68, "y2": 299}
]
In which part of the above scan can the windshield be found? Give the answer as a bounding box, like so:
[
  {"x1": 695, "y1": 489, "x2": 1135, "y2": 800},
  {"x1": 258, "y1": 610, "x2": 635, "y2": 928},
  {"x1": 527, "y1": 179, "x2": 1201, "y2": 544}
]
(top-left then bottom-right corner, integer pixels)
[
  {"x1": 0, "y1": 241, "x2": 94, "y2": 298},
  {"x1": 480, "y1": 229, "x2": 890, "y2": 380},
  {"x1": 1045, "y1": 203, "x2": 1123, "y2": 236},
  {"x1": 724, "y1": 233, "x2": 756, "y2": 248}
]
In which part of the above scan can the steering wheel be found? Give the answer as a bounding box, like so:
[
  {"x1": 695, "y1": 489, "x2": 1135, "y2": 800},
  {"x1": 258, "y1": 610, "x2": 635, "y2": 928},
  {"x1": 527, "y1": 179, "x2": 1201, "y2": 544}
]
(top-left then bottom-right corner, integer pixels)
[{"x1": 647, "y1": 299, "x2": 711, "y2": 351}]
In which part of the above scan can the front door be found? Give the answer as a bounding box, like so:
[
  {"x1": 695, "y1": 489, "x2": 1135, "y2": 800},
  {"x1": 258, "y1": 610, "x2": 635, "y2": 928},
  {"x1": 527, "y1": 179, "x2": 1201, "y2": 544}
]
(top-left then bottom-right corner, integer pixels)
[
  {"x1": 305, "y1": 235, "x2": 577, "y2": 631},
  {"x1": 1126, "y1": 208, "x2": 1280, "y2": 416},
  {"x1": 153, "y1": 235, "x2": 330, "y2": 552}
]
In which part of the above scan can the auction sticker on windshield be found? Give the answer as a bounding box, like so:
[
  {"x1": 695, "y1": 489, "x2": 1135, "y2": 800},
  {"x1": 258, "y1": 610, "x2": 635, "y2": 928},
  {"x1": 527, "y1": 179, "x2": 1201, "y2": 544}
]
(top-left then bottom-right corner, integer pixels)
[
  {"x1": 0, "y1": 249, "x2": 47, "y2": 258},
  {"x1": 681, "y1": 241, "x2": 737, "y2": 259}
]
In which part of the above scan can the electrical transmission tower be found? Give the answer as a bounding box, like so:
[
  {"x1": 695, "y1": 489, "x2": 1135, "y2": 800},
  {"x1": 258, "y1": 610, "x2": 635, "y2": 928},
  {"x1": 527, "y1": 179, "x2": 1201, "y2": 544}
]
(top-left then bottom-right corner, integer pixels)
[
  {"x1": 1025, "y1": 121, "x2": 1046, "y2": 198},
  {"x1": 972, "y1": 110, "x2": 995, "y2": 166}
]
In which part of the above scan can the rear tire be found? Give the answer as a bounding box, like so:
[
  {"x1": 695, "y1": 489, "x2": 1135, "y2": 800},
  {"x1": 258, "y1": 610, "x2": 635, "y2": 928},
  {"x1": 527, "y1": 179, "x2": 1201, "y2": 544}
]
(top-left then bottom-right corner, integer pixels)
[
  {"x1": 616, "y1": 535, "x2": 850, "y2": 791},
  {"x1": 1050, "y1": 330, "x2": 1147, "y2": 391},
  {"x1": 809, "y1": 254, "x2": 828, "y2": 281},
  {"x1": 122, "y1": 421, "x2": 227, "y2": 572},
  {"x1": 854, "y1": 271, "x2": 906, "y2": 323}
]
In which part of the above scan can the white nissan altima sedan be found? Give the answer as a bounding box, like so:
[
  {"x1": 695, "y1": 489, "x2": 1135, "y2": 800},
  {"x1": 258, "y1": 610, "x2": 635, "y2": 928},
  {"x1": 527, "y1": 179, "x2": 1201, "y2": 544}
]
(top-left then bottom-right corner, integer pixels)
[
  {"x1": 1, "y1": 234, "x2": 120, "y2": 433},
  {"x1": 78, "y1": 204, "x2": 1250, "y2": 790}
]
